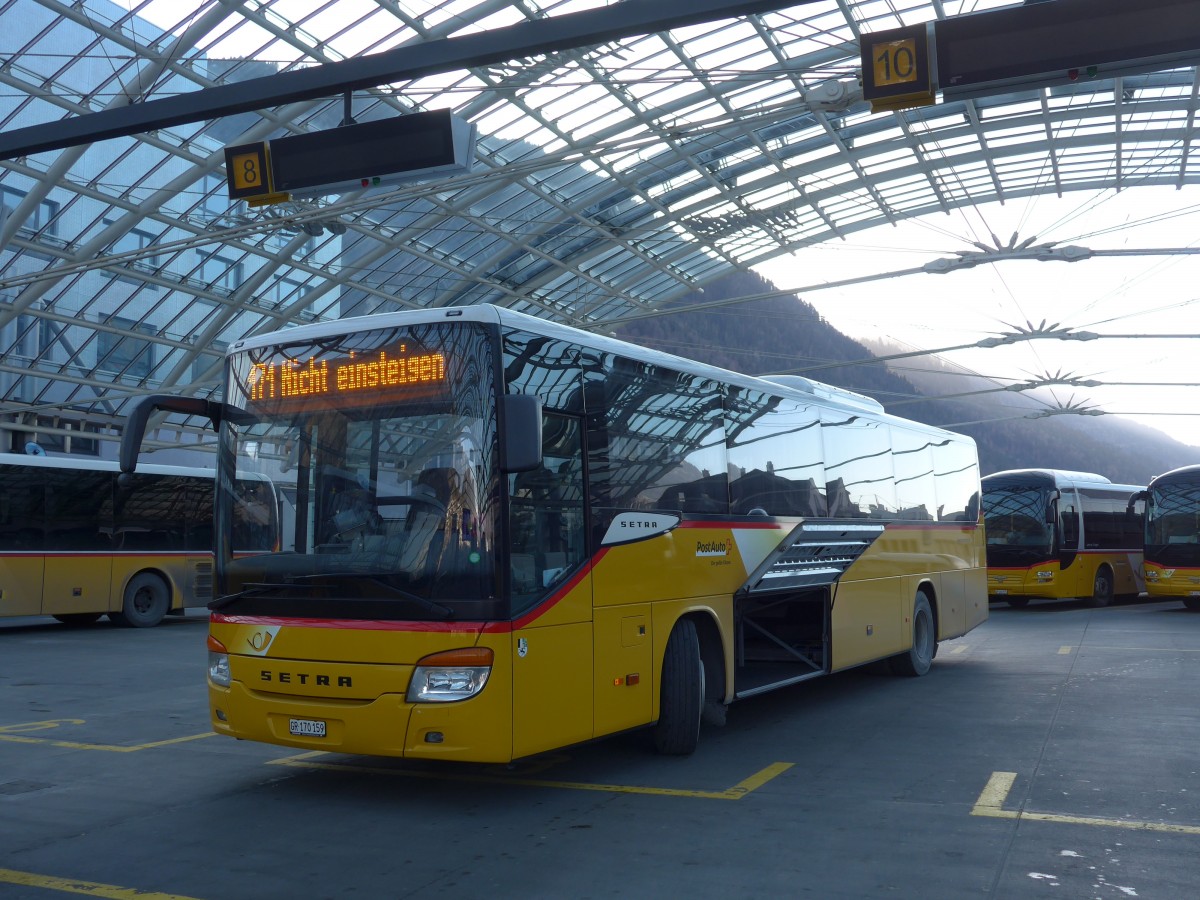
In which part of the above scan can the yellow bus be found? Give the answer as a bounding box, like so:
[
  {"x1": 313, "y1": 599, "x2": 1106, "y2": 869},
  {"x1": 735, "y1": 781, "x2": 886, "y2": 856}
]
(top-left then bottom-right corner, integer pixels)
[
  {"x1": 0, "y1": 454, "x2": 242, "y2": 627},
  {"x1": 982, "y1": 469, "x2": 1145, "y2": 608},
  {"x1": 122, "y1": 304, "x2": 987, "y2": 761},
  {"x1": 1136, "y1": 465, "x2": 1200, "y2": 610}
]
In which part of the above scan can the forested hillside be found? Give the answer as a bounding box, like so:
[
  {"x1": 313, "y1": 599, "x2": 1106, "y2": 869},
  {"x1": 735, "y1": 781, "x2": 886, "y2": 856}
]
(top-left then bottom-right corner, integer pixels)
[{"x1": 612, "y1": 270, "x2": 1196, "y2": 485}]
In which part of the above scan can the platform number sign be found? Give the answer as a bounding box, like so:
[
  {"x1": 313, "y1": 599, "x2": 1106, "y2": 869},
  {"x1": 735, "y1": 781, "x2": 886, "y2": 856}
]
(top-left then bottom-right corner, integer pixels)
[
  {"x1": 873, "y1": 38, "x2": 918, "y2": 87},
  {"x1": 224, "y1": 142, "x2": 273, "y2": 201},
  {"x1": 860, "y1": 23, "x2": 934, "y2": 113}
]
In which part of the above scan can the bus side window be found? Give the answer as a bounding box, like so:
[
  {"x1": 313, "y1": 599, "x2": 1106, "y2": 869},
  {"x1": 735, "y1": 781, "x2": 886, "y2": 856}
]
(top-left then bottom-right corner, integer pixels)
[
  {"x1": 1059, "y1": 504, "x2": 1079, "y2": 548},
  {"x1": 509, "y1": 413, "x2": 585, "y2": 605}
]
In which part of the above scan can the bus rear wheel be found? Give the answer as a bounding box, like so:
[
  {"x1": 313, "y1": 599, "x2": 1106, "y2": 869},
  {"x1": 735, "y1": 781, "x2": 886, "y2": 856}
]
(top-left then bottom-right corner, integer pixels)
[
  {"x1": 890, "y1": 591, "x2": 935, "y2": 677},
  {"x1": 653, "y1": 618, "x2": 703, "y2": 755},
  {"x1": 110, "y1": 573, "x2": 170, "y2": 628},
  {"x1": 1088, "y1": 567, "x2": 1114, "y2": 608}
]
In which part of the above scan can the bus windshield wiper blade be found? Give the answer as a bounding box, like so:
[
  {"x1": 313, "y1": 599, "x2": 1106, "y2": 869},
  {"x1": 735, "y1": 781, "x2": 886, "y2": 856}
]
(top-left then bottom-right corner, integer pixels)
[{"x1": 208, "y1": 582, "x2": 305, "y2": 610}]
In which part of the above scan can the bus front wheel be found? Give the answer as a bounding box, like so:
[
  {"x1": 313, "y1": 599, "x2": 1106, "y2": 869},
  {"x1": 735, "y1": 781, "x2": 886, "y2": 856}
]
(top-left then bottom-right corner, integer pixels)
[
  {"x1": 1006, "y1": 597, "x2": 1030, "y2": 609},
  {"x1": 653, "y1": 618, "x2": 703, "y2": 755},
  {"x1": 1088, "y1": 567, "x2": 1114, "y2": 608},
  {"x1": 890, "y1": 592, "x2": 935, "y2": 677},
  {"x1": 110, "y1": 573, "x2": 170, "y2": 628},
  {"x1": 1184, "y1": 597, "x2": 1200, "y2": 611}
]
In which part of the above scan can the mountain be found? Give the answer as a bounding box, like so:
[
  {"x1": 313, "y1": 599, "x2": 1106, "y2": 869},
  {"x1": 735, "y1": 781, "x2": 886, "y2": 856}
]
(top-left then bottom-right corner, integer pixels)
[{"x1": 611, "y1": 270, "x2": 1195, "y2": 485}]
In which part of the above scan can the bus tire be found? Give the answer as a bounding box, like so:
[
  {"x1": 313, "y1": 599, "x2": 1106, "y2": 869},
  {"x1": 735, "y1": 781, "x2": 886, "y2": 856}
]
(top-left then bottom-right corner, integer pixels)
[
  {"x1": 1184, "y1": 597, "x2": 1200, "y2": 611},
  {"x1": 1006, "y1": 597, "x2": 1030, "y2": 609},
  {"x1": 653, "y1": 618, "x2": 703, "y2": 755},
  {"x1": 1088, "y1": 567, "x2": 1114, "y2": 608},
  {"x1": 53, "y1": 613, "x2": 102, "y2": 626},
  {"x1": 890, "y1": 591, "x2": 935, "y2": 677},
  {"x1": 110, "y1": 573, "x2": 170, "y2": 628}
]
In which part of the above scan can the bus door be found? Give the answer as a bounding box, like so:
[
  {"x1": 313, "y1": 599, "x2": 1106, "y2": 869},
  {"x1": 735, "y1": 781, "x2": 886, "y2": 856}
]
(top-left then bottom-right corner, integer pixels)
[
  {"x1": 42, "y1": 468, "x2": 113, "y2": 616},
  {"x1": 1055, "y1": 487, "x2": 1082, "y2": 592},
  {"x1": 0, "y1": 466, "x2": 46, "y2": 616},
  {"x1": 510, "y1": 412, "x2": 593, "y2": 758}
]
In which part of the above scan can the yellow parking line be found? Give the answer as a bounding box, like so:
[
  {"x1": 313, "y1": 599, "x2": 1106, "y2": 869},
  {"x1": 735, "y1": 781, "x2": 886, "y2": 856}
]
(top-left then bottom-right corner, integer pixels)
[
  {"x1": 972, "y1": 771, "x2": 1200, "y2": 835},
  {"x1": 1058, "y1": 646, "x2": 1073, "y2": 654},
  {"x1": 0, "y1": 720, "x2": 214, "y2": 753},
  {"x1": 0, "y1": 867, "x2": 202, "y2": 899},
  {"x1": 270, "y1": 752, "x2": 793, "y2": 800},
  {"x1": 948, "y1": 644, "x2": 969, "y2": 655}
]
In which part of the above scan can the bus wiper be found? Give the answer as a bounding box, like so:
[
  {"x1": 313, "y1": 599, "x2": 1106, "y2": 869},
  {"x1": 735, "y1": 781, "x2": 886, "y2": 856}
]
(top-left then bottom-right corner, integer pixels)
[
  {"x1": 208, "y1": 582, "x2": 304, "y2": 610},
  {"x1": 287, "y1": 573, "x2": 457, "y2": 620}
]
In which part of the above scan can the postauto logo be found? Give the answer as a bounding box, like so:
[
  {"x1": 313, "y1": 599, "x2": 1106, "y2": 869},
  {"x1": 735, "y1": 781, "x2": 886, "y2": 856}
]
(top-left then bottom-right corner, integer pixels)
[{"x1": 696, "y1": 538, "x2": 732, "y2": 558}]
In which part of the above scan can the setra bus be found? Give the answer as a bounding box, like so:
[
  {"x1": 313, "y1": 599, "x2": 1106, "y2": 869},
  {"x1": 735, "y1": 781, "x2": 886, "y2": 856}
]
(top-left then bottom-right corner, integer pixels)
[
  {"x1": 1134, "y1": 465, "x2": 1200, "y2": 610},
  {"x1": 982, "y1": 469, "x2": 1144, "y2": 608},
  {"x1": 121, "y1": 304, "x2": 988, "y2": 761},
  {"x1": 0, "y1": 453, "x2": 276, "y2": 626}
]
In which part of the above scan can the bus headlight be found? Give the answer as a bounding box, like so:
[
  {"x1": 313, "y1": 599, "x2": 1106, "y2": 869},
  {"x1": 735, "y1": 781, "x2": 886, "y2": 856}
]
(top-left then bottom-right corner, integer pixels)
[
  {"x1": 407, "y1": 647, "x2": 493, "y2": 703},
  {"x1": 208, "y1": 635, "x2": 231, "y2": 687}
]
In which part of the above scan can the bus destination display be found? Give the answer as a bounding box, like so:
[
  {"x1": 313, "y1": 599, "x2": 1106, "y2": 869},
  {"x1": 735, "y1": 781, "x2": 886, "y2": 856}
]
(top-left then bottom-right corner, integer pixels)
[{"x1": 242, "y1": 343, "x2": 447, "y2": 413}]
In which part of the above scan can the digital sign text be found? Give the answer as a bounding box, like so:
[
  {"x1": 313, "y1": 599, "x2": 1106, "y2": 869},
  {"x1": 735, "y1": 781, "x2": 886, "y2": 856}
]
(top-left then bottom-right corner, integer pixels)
[{"x1": 243, "y1": 344, "x2": 447, "y2": 412}]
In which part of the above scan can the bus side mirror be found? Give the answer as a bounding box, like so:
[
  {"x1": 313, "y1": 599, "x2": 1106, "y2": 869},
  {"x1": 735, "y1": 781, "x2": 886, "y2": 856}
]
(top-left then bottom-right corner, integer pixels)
[
  {"x1": 501, "y1": 394, "x2": 542, "y2": 474},
  {"x1": 1127, "y1": 489, "x2": 1149, "y2": 517},
  {"x1": 120, "y1": 395, "x2": 224, "y2": 474}
]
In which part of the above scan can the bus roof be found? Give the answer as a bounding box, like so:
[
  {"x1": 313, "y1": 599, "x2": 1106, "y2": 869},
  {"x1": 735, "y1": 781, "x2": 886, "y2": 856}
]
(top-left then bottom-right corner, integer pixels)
[
  {"x1": 1148, "y1": 464, "x2": 1200, "y2": 487},
  {"x1": 228, "y1": 303, "x2": 965, "y2": 439},
  {"x1": 983, "y1": 468, "x2": 1143, "y2": 492}
]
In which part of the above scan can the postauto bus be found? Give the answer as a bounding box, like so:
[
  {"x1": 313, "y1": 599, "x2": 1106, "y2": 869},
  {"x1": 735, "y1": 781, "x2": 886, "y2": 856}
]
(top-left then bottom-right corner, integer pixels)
[
  {"x1": 982, "y1": 469, "x2": 1144, "y2": 608},
  {"x1": 121, "y1": 304, "x2": 987, "y2": 762}
]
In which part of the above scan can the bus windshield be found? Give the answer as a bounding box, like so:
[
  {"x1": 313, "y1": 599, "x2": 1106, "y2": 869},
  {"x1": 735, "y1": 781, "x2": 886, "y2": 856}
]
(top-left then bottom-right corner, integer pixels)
[
  {"x1": 1146, "y1": 479, "x2": 1200, "y2": 562},
  {"x1": 215, "y1": 321, "x2": 502, "y2": 622},
  {"x1": 982, "y1": 485, "x2": 1054, "y2": 556}
]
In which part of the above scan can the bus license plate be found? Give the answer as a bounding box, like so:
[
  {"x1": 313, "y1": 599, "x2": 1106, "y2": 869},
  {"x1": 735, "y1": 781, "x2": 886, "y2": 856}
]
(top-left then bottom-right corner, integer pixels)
[
  {"x1": 994, "y1": 589, "x2": 1007, "y2": 595},
  {"x1": 289, "y1": 718, "x2": 326, "y2": 737}
]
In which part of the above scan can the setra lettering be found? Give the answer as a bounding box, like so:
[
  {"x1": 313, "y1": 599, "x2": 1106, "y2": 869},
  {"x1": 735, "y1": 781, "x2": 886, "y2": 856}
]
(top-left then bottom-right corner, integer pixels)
[{"x1": 260, "y1": 670, "x2": 352, "y2": 687}]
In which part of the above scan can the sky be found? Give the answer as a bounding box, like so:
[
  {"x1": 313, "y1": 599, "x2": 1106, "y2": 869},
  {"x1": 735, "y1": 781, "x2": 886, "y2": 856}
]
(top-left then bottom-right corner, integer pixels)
[{"x1": 754, "y1": 184, "x2": 1200, "y2": 451}]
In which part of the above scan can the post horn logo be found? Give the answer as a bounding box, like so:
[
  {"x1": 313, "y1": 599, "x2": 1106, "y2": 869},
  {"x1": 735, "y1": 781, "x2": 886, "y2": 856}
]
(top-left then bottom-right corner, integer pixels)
[{"x1": 248, "y1": 631, "x2": 273, "y2": 651}]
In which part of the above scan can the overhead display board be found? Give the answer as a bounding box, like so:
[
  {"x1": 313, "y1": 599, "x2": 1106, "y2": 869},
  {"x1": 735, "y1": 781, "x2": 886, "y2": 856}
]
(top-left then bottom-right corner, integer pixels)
[
  {"x1": 224, "y1": 110, "x2": 476, "y2": 205},
  {"x1": 936, "y1": 0, "x2": 1200, "y2": 99}
]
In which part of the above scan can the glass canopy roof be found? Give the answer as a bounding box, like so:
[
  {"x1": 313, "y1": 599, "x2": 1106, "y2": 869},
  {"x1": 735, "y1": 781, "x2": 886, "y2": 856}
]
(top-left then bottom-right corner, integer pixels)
[{"x1": 0, "y1": 0, "x2": 1196, "y2": 453}]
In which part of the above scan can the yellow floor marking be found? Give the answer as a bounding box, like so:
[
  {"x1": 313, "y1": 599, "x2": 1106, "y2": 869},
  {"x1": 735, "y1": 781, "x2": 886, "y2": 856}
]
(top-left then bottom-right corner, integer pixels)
[
  {"x1": 0, "y1": 720, "x2": 213, "y2": 752},
  {"x1": 948, "y1": 644, "x2": 969, "y2": 655},
  {"x1": 0, "y1": 867, "x2": 202, "y2": 899},
  {"x1": 972, "y1": 771, "x2": 1200, "y2": 835},
  {"x1": 1058, "y1": 646, "x2": 1073, "y2": 654},
  {"x1": 269, "y1": 751, "x2": 794, "y2": 800}
]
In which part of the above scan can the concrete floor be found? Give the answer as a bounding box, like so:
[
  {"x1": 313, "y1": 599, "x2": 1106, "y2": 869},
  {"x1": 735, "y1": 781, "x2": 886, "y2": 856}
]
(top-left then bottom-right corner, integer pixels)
[{"x1": 2, "y1": 596, "x2": 1197, "y2": 900}]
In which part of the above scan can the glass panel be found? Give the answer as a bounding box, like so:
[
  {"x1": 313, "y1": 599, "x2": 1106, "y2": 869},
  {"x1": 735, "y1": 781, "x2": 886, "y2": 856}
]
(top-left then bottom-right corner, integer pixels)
[
  {"x1": 982, "y1": 485, "x2": 1053, "y2": 552},
  {"x1": 0, "y1": 465, "x2": 45, "y2": 551},
  {"x1": 508, "y1": 412, "x2": 586, "y2": 611},
  {"x1": 891, "y1": 427, "x2": 936, "y2": 521},
  {"x1": 932, "y1": 438, "x2": 980, "y2": 523},
  {"x1": 586, "y1": 357, "x2": 727, "y2": 514},
  {"x1": 1148, "y1": 481, "x2": 1200, "y2": 552},
  {"x1": 821, "y1": 411, "x2": 896, "y2": 518},
  {"x1": 219, "y1": 322, "x2": 502, "y2": 621},
  {"x1": 45, "y1": 470, "x2": 111, "y2": 550},
  {"x1": 726, "y1": 387, "x2": 825, "y2": 516}
]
